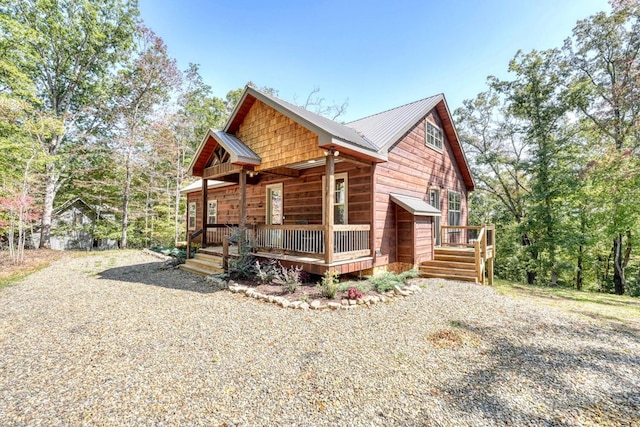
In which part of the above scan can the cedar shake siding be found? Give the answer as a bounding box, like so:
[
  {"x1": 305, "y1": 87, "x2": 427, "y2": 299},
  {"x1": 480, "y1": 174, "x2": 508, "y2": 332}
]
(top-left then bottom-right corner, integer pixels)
[{"x1": 236, "y1": 100, "x2": 325, "y2": 171}]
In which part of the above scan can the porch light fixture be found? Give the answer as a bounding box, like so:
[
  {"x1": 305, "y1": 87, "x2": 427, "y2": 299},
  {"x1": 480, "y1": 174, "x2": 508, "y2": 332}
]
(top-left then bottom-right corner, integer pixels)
[{"x1": 323, "y1": 148, "x2": 340, "y2": 157}]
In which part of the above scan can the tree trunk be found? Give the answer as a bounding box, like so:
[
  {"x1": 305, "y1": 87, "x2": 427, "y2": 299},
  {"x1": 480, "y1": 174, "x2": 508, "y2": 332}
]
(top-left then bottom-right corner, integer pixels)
[
  {"x1": 39, "y1": 165, "x2": 59, "y2": 249},
  {"x1": 173, "y1": 149, "x2": 182, "y2": 247},
  {"x1": 522, "y1": 233, "x2": 537, "y2": 285},
  {"x1": 120, "y1": 147, "x2": 132, "y2": 249},
  {"x1": 576, "y1": 244, "x2": 583, "y2": 291},
  {"x1": 612, "y1": 234, "x2": 625, "y2": 295}
]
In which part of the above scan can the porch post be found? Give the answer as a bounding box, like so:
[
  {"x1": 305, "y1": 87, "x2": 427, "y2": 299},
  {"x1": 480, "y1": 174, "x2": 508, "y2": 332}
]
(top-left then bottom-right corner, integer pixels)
[
  {"x1": 324, "y1": 151, "x2": 335, "y2": 264},
  {"x1": 201, "y1": 178, "x2": 208, "y2": 247},
  {"x1": 239, "y1": 170, "x2": 247, "y2": 228}
]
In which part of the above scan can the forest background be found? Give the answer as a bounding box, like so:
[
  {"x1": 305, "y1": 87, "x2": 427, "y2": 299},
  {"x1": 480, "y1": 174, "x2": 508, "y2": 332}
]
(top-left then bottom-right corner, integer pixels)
[{"x1": 1, "y1": 0, "x2": 639, "y2": 296}]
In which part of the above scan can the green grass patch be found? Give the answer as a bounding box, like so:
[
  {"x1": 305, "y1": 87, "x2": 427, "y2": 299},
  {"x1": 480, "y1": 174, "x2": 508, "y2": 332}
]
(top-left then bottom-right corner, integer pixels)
[{"x1": 493, "y1": 278, "x2": 640, "y2": 332}]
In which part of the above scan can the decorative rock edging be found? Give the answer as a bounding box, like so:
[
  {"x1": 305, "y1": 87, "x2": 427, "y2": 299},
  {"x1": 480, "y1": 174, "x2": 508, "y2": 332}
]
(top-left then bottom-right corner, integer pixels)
[{"x1": 227, "y1": 282, "x2": 423, "y2": 311}]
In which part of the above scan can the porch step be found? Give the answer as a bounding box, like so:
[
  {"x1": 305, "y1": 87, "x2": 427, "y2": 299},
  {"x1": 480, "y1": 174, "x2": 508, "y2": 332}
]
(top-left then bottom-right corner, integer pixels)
[
  {"x1": 420, "y1": 271, "x2": 477, "y2": 282},
  {"x1": 419, "y1": 249, "x2": 478, "y2": 282},
  {"x1": 180, "y1": 252, "x2": 224, "y2": 276},
  {"x1": 421, "y1": 259, "x2": 476, "y2": 270}
]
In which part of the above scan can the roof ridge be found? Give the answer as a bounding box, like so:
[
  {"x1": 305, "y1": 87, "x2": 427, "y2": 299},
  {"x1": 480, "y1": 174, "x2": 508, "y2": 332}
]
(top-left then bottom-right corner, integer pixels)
[{"x1": 347, "y1": 93, "x2": 442, "y2": 124}]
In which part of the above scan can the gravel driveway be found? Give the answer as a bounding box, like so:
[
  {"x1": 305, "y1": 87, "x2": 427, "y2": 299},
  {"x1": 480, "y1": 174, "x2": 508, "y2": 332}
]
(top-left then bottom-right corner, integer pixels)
[{"x1": 1, "y1": 251, "x2": 639, "y2": 426}]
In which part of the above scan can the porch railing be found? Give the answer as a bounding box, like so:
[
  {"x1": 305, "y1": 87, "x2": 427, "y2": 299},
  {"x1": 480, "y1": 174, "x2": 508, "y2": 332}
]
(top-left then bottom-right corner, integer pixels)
[
  {"x1": 440, "y1": 224, "x2": 495, "y2": 284},
  {"x1": 252, "y1": 224, "x2": 371, "y2": 260}
]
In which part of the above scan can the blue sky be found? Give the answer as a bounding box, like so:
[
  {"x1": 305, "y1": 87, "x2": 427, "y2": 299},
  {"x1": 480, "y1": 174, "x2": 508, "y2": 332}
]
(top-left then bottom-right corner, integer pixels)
[{"x1": 139, "y1": 0, "x2": 610, "y2": 122}]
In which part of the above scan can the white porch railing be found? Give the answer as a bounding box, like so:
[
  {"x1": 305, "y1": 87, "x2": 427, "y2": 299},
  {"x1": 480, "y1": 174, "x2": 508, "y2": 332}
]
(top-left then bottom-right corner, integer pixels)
[{"x1": 252, "y1": 224, "x2": 370, "y2": 259}]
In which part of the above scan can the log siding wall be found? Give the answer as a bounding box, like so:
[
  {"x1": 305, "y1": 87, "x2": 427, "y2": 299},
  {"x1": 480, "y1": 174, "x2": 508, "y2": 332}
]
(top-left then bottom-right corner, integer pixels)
[
  {"x1": 374, "y1": 110, "x2": 468, "y2": 267},
  {"x1": 187, "y1": 162, "x2": 372, "y2": 233}
]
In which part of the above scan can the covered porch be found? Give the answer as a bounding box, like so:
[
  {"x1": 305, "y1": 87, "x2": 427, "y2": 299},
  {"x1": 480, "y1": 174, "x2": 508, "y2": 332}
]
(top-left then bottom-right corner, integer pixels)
[{"x1": 185, "y1": 129, "x2": 376, "y2": 275}]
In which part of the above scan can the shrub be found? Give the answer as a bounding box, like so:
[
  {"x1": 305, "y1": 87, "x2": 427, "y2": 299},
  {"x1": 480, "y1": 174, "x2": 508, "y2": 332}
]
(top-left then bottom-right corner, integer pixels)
[
  {"x1": 273, "y1": 264, "x2": 303, "y2": 293},
  {"x1": 338, "y1": 280, "x2": 372, "y2": 293},
  {"x1": 255, "y1": 259, "x2": 278, "y2": 284},
  {"x1": 317, "y1": 269, "x2": 340, "y2": 299},
  {"x1": 346, "y1": 286, "x2": 362, "y2": 300},
  {"x1": 367, "y1": 269, "x2": 420, "y2": 293}
]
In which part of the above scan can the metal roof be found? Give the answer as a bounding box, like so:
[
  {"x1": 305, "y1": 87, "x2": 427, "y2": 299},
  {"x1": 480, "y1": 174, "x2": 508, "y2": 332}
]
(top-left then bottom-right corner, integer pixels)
[
  {"x1": 347, "y1": 94, "x2": 443, "y2": 151},
  {"x1": 390, "y1": 193, "x2": 441, "y2": 216},
  {"x1": 211, "y1": 130, "x2": 261, "y2": 165},
  {"x1": 180, "y1": 179, "x2": 234, "y2": 194}
]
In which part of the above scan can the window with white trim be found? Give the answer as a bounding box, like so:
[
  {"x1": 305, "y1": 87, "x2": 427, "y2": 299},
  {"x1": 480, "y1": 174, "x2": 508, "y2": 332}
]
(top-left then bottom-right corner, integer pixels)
[
  {"x1": 322, "y1": 172, "x2": 348, "y2": 225},
  {"x1": 426, "y1": 121, "x2": 443, "y2": 150},
  {"x1": 207, "y1": 200, "x2": 217, "y2": 225},
  {"x1": 188, "y1": 202, "x2": 196, "y2": 230},
  {"x1": 448, "y1": 191, "x2": 461, "y2": 226}
]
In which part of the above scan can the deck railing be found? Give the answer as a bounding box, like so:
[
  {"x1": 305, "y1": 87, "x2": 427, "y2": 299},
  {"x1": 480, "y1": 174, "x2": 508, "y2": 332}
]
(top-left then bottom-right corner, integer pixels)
[
  {"x1": 440, "y1": 224, "x2": 495, "y2": 284},
  {"x1": 252, "y1": 224, "x2": 371, "y2": 260},
  {"x1": 254, "y1": 225, "x2": 325, "y2": 255}
]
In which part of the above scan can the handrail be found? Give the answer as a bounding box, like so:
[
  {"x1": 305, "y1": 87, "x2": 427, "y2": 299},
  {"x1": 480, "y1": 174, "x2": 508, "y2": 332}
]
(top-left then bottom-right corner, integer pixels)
[
  {"x1": 186, "y1": 228, "x2": 203, "y2": 259},
  {"x1": 475, "y1": 227, "x2": 486, "y2": 284}
]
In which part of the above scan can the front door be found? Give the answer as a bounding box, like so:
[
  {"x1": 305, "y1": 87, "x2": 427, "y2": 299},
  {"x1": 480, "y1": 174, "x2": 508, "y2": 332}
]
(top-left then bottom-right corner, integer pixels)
[{"x1": 429, "y1": 189, "x2": 441, "y2": 246}]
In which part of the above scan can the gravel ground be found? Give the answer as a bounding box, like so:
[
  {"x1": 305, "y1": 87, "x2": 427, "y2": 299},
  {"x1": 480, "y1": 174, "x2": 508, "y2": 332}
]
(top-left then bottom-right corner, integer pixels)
[{"x1": 0, "y1": 251, "x2": 639, "y2": 427}]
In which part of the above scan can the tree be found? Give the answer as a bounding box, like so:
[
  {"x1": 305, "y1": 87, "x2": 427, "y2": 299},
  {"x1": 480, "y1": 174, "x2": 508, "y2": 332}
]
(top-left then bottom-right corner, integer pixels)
[
  {"x1": 111, "y1": 26, "x2": 180, "y2": 248},
  {"x1": 564, "y1": 1, "x2": 640, "y2": 294},
  {"x1": 1, "y1": 0, "x2": 138, "y2": 248}
]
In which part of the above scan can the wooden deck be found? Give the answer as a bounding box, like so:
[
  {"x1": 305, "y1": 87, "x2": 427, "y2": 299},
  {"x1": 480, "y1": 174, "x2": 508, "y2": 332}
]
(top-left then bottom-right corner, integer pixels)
[{"x1": 181, "y1": 245, "x2": 374, "y2": 276}]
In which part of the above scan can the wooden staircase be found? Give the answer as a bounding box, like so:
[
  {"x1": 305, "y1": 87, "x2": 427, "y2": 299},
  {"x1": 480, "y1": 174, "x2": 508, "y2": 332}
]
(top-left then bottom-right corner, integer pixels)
[
  {"x1": 420, "y1": 247, "x2": 478, "y2": 282},
  {"x1": 180, "y1": 248, "x2": 224, "y2": 276}
]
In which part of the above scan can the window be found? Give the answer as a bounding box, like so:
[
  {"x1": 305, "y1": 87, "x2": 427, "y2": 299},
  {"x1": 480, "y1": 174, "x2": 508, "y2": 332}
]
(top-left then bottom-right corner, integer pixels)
[
  {"x1": 322, "y1": 172, "x2": 348, "y2": 225},
  {"x1": 429, "y1": 189, "x2": 441, "y2": 246},
  {"x1": 426, "y1": 122, "x2": 443, "y2": 150},
  {"x1": 266, "y1": 183, "x2": 283, "y2": 225},
  {"x1": 448, "y1": 191, "x2": 461, "y2": 226},
  {"x1": 207, "y1": 200, "x2": 217, "y2": 225},
  {"x1": 188, "y1": 202, "x2": 196, "y2": 230}
]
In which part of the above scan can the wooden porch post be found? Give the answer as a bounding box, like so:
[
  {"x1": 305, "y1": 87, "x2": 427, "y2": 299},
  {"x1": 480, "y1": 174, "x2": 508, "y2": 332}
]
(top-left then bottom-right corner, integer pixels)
[
  {"x1": 201, "y1": 178, "x2": 208, "y2": 247},
  {"x1": 239, "y1": 170, "x2": 247, "y2": 228},
  {"x1": 324, "y1": 152, "x2": 335, "y2": 264}
]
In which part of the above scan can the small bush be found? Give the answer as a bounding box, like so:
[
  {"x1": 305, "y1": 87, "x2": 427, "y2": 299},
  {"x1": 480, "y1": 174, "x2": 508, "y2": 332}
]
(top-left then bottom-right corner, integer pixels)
[
  {"x1": 367, "y1": 269, "x2": 419, "y2": 293},
  {"x1": 346, "y1": 286, "x2": 363, "y2": 300},
  {"x1": 338, "y1": 280, "x2": 372, "y2": 293},
  {"x1": 273, "y1": 264, "x2": 303, "y2": 293},
  {"x1": 317, "y1": 269, "x2": 340, "y2": 299},
  {"x1": 255, "y1": 259, "x2": 278, "y2": 284},
  {"x1": 227, "y1": 252, "x2": 256, "y2": 280}
]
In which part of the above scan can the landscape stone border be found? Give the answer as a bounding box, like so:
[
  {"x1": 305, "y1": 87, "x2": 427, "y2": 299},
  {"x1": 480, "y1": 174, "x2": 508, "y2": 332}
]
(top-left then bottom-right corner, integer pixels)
[{"x1": 226, "y1": 281, "x2": 424, "y2": 310}]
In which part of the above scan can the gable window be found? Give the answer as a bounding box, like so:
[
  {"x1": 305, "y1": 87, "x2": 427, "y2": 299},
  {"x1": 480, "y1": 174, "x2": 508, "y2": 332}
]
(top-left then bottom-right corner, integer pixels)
[
  {"x1": 322, "y1": 172, "x2": 348, "y2": 225},
  {"x1": 448, "y1": 191, "x2": 461, "y2": 226},
  {"x1": 188, "y1": 202, "x2": 196, "y2": 231},
  {"x1": 426, "y1": 122, "x2": 443, "y2": 150},
  {"x1": 207, "y1": 200, "x2": 217, "y2": 225}
]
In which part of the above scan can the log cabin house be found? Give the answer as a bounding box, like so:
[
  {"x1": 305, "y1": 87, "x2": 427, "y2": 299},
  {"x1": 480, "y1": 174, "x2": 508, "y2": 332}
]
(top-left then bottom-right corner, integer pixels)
[{"x1": 181, "y1": 86, "x2": 494, "y2": 283}]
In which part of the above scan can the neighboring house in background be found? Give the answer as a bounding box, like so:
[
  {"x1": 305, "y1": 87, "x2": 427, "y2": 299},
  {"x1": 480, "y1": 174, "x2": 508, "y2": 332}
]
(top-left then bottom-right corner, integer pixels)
[
  {"x1": 31, "y1": 198, "x2": 118, "y2": 251},
  {"x1": 181, "y1": 86, "x2": 494, "y2": 283}
]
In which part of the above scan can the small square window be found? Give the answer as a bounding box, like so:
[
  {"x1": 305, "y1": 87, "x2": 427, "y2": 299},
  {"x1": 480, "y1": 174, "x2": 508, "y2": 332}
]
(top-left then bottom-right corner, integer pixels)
[{"x1": 426, "y1": 122, "x2": 443, "y2": 150}]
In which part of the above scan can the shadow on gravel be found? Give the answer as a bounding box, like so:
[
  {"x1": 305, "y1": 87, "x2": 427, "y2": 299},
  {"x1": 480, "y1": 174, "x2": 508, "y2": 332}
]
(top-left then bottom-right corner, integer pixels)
[
  {"x1": 96, "y1": 261, "x2": 223, "y2": 294},
  {"x1": 434, "y1": 321, "x2": 640, "y2": 426}
]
